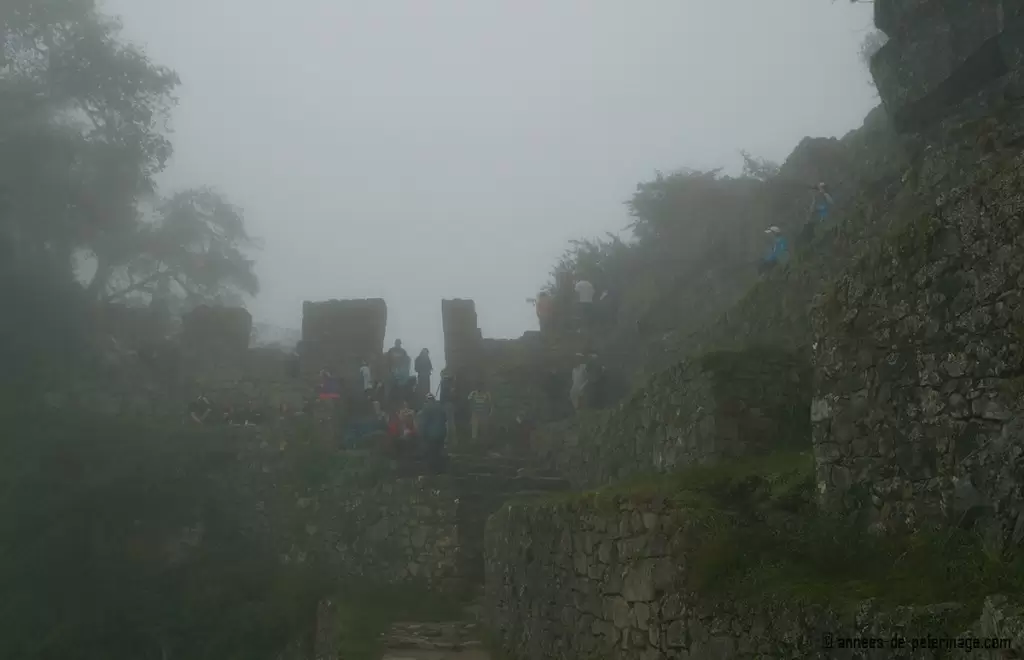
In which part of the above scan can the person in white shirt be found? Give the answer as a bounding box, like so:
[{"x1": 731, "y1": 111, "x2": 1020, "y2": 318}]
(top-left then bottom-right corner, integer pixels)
[
  {"x1": 360, "y1": 360, "x2": 374, "y2": 414},
  {"x1": 574, "y1": 279, "x2": 595, "y2": 328},
  {"x1": 360, "y1": 360, "x2": 373, "y2": 391}
]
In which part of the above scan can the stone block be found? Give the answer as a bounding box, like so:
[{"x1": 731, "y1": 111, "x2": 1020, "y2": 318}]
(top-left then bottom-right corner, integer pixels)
[
  {"x1": 441, "y1": 298, "x2": 482, "y2": 380},
  {"x1": 300, "y1": 298, "x2": 386, "y2": 377}
]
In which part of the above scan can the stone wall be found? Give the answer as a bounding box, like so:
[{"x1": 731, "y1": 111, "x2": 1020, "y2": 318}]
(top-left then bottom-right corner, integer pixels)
[
  {"x1": 531, "y1": 348, "x2": 810, "y2": 488},
  {"x1": 870, "y1": 0, "x2": 1024, "y2": 188},
  {"x1": 224, "y1": 430, "x2": 464, "y2": 591},
  {"x1": 442, "y1": 298, "x2": 482, "y2": 384},
  {"x1": 299, "y1": 298, "x2": 387, "y2": 380},
  {"x1": 811, "y1": 150, "x2": 1024, "y2": 548},
  {"x1": 484, "y1": 491, "x2": 1021, "y2": 660}
]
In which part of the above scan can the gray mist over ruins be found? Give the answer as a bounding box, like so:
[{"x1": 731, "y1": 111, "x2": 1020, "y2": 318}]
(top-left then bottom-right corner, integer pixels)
[{"x1": 8, "y1": 1, "x2": 1024, "y2": 659}]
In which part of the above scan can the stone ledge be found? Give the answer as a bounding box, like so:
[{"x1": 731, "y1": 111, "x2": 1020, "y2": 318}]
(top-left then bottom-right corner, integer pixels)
[{"x1": 484, "y1": 455, "x2": 1024, "y2": 659}]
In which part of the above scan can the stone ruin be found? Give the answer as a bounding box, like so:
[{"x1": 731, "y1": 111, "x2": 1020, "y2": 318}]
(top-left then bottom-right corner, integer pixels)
[
  {"x1": 870, "y1": 0, "x2": 1024, "y2": 184},
  {"x1": 299, "y1": 298, "x2": 387, "y2": 380},
  {"x1": 810, "y1": 0, "x2": 1024, "y2": 544},
  {"x1": 441, "y1": 298, "x2": 483, "y2": 385}
]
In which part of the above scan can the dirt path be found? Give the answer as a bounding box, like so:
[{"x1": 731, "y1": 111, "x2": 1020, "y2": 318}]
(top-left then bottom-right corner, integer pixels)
[{"x1": 379, "y1": 621, "x2": 491, "y2": 660}]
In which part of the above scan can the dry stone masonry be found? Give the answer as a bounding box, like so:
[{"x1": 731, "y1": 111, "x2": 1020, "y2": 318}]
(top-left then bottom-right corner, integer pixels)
[
  {"x1": 484, "y1": 491, "x2": 1024, "y2": 660},
  {"x1": 531, "y1": 348, "x2": 810, "y2": 488},
  {"x1": 299, "y1": 298, "x2": 387, "y2": 378},
  {"x1": 811, "y1": 151, "x2": 1024, "y2": 546},
  {"x1": 811, "y1": 0, "x2": 1024, "y2": 549}
]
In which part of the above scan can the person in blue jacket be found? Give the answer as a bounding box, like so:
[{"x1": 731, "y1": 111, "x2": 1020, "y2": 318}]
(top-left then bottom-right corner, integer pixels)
[
  {"x1": 810, "y1": 182, "x2": 835, "y2": 223},
  {"x1": 760, "y1": 226, "x2": 788, "y2": 273}
]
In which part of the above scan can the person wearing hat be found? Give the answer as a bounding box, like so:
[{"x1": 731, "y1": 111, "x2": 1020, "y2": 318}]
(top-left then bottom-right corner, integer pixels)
[
  {"x1": 810, "y1": 182, "x2": 834, "y2": 223},
  {"x1": 760, "y1": 226, "x2": 788, "y2": 273}
]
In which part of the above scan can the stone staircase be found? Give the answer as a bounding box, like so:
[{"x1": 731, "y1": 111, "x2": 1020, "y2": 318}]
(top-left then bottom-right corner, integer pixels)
[
  {"x1": 448, "y1": 451, "x2": 569, "y2": 585},
  {"x1": 379, "y1": 621, "x2": 490, "y2": 660}
]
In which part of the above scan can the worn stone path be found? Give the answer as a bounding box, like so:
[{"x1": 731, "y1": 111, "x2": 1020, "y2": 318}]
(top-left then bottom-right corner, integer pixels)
[{"x1": 379, "y1": 621, "x2": 491, "y2": 660}]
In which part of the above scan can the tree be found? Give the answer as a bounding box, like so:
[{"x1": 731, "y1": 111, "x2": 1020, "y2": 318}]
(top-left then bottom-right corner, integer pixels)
[
  {"x1": 740, "y1": 150, "x2": 781, "y2": 182},
  {"x1": 94, "y1": 187, "x2": 261, "y2": 308},
  {"x1": 2, "y1": 0, "x2": 180, "y2": 267},
  {"x1": 2, "y1": 0, "x2": 259, "y2": 315},
  {"x1": 545, "y1": 233, "x2": 634, "y2": 295}
]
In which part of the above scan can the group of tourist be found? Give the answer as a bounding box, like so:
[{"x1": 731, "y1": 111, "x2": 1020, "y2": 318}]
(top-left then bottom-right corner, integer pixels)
[
  {"x1": 187, "y1": 394, "x2": 305, "y2": 428},
  {"x1": 760, "y1": 182, "x2": 835, "y2": 273},
  {"x1": 336, "y1": 339, "x2": 500, "y2": 472}
]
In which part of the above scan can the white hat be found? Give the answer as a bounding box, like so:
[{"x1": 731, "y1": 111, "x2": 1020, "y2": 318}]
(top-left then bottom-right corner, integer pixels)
[{"x1": 764, "y1": 226, "x2": 781, "y2": 235}]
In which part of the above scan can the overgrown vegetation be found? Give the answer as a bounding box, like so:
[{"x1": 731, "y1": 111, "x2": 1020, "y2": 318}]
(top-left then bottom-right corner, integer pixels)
[{"x1": 0, "y1": 409, "x2": 334, "y2": 659}]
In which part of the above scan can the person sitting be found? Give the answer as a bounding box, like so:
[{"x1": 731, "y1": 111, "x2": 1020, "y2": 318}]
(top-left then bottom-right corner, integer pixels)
[
  {"x1": 188, "y1": 394, "x2": 213, "y2": 424},
  {"x1": 318, "y1": 369, "x2": 341, "y2": 400},
  {"x1": 397, "y1": 402, "x2": 417, "y2": 440}
]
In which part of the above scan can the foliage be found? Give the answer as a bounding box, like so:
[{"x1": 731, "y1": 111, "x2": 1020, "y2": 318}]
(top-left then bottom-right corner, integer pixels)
[
  {"x1": 1, "y1": 0, "x2": 259, "y2": 328},
  {"x1": 96, "y1": 187, "x2": 262, "y2": 310},
  {"x1": 0, "y1": 1, "x2": 273, "y2": 656},
  {"x1": 740, "y1": 150, "x2": 781, "y2": 182},
  {"x1": 0, "y1": 410, "x2": 329, "y2": 660},
  {"x1": 545, "y1": 160, "x2": 776, "y2": 297},
  {"x1": 544, "y1": 232, "x2": 635, "y2": 295}
]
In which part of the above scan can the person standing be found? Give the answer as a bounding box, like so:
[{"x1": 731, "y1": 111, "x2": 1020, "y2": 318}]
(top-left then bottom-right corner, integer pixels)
[
  {"x1": 810, "y1": 182, "x2": 835, "y2": 223},
  {"x1": 574, "y1": 278, "x2": 595, "y2": 329},
  {"x1": 467, "y1": 385, "x2": 492, "y2": 442},
  {"x1": 386, "y1": 339, "x2": 410, "y2": 384},
  {"x1": 414, "y1": 348, "x2": 433, "y2": 400},
  {"x1": 359, "y1": 359, "x2": 374, "y2": 413}
]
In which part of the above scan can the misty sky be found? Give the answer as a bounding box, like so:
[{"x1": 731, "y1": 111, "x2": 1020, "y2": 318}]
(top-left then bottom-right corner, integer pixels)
[{"x1": 103, "y1": 0, "x2": 876, "y2": 371}]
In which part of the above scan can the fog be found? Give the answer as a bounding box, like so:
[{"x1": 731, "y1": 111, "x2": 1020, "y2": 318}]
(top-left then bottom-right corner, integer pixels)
[{"x1": 102, "y1": 0, "x2": 877, "y2": 369}]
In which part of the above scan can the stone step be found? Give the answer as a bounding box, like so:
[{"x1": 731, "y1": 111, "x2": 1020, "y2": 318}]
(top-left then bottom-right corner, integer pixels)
[
  {"x1": 379, "y1": 621, "x2": 486, "y2": 656},
  {"x1": 452, "y1": 475, "x2": 569, "y2": 495}
]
